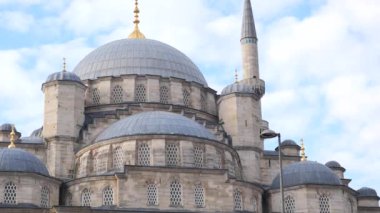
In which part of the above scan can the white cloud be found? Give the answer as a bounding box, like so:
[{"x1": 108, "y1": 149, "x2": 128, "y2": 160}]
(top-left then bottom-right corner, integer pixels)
[{"x1": 0, "y1": 11, "x2": 35, "y2": 32}]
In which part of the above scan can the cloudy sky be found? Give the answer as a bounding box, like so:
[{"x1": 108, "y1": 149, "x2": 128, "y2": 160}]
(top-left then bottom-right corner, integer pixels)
[{"x1": 1, "y1": 0, "x2": 380, "y2": 194}]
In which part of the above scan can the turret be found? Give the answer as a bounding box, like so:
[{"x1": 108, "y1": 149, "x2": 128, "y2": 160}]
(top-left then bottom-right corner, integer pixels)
[
  {"x1": 218, "y1": 0, "x2": 266, "y2": 183},
  {"x1": 42, "y1": 59, "x2": 86, "y2": 179}
]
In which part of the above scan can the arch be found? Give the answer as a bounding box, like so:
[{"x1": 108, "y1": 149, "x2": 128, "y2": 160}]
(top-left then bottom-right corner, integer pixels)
[
  {"x1": 81, "y1": 188, "x2": 91, "y2": 206},
  {"x1": 194, "y1": 184, "x2": 205, "y2": 208},
  {"x1": 319, "y1": 194, "x2": 330, "y2": 213},
  {"x1": 200, "y1": 93, "x2": 207, "y2": 111},
  {"x1": 147, "y1": 183, "x2": 158, "y2": 206},
  {"x1": 41, "y1": 186, "x2": 50, "y2": 208},
  {"x1": 284, "y1": 195, "x2": 295, "y2": 213},
  {"x1": 103, "y1": 186, "x2": 113, "y2": 206},
  {"x1": 233, "y1": 189, "x2": 243, "y2": 211},
  {"x1": 111, "y1": 85, "x2": 124, "y2": 103},
  {"x1": 170, "y1": 179, "x2": 182, "y2": 207},
  {"x1": 159, "y1": 86, "x2": 169, "y2": 104},
  {"x1": 135, "y1": 84, "x2": 146, "y2": 102},
  {"x1": 3, "y1": 181, "x2": 16, "y2": 204}
]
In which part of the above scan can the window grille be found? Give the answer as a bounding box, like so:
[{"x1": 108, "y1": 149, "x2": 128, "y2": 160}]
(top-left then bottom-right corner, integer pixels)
[
  {"x1": 160, "y1": 86, "x2": 169, "y2": 104},
  {"x1": 147, "y1": 183, "x2": 158, "y2": 206},
  {"x1": 95, "y1": 153, "x2": 107, "y2": 174},
  {"x1": 182, "y1": 89, "x2": 191, "y2": 107},
  {"x1": 166, "y1": 143, "x2": 180, "y2": 167},
  {"x1": 233, "y1": 189, "x2": 243, "y2": 210},
  {"x1": 41, "y1": 186, "x2": 50, "y2": 208},
  {"x1": 284, "y1": 195, "x2": 295, "y2": 213},
  {"x1": 170, "y1": 180, "x2": 182, "y2": 207},
  {"x1": 111, "y1": 85, "x2": 123, "y2": 103},
  {"x1": 4, "y1": 182, "x2": 16, "y2": 204},
  {"x1": 194, "y1": 184, "x2": 205, "y2": 208},
  {"x1": 200, "y1": 93, "x2": 207, "y2": 111},
  {"x1": 92, "y1": 88, "x2": 100, "y2": 105},
  {"x1": 228, "y1": 160, "x2": 236, "y2": 177},
  {"x1": 319, "y1": 194, "x2": 330, "y2": 213},
  {"x1": 194, "y1": 145, "x2": 204, "y2": 168},
  {"x1": 113, "y1": 147, "x2": 124, "y2": 171},
  {"x1": 138, "y1": 143, "x2": 151, "y2": 166},
  {"x1": 81, "y1": 188, "x2": 91, "y2": 206},
  {"x1": 103, "y1": 187, "x2": 113, "y2": 206},
  {"x1": 135, "y1": 84, "x2": 146, "y2": 102}
]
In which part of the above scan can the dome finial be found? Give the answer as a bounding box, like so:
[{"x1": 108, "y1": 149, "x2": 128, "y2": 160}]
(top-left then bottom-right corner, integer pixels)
[
  {"x1": 235, "y1": 69, "x2": 238, "y2": 83},
  {"x1": 300, "y1": 139, "x2": 307, "y2": 161},
  {"x1": 8, "y1": 125, "x2": 16, "y2": 149},
  {"x1": 128, "y1": 0, "x2": 146, "y2": 39},
  {"x1": 63, "y1": 57, "x2": 67, "y2": 72}
]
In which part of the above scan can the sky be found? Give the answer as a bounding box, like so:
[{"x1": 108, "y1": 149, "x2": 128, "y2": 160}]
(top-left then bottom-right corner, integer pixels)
[{"x1": 1, "y1": 0, "x2": 380, "y2": 195}]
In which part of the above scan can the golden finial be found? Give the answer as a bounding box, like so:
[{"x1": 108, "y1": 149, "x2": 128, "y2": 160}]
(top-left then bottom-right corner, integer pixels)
[
  {"x1": 8, "y1": 125, "x2": 16, "y2": 149},
  {"x1": 300, "y1": 139, "x2": 307, "y2": 161},
  {"x1": 235, "y1": 69, "x2": 238, "y2": 83},
  {"x1": 63, "y1": 57, "x2": 67, "y2": 72},
  {"x1": 128, "y1": 0, "x2": 146, "y2": 39}
]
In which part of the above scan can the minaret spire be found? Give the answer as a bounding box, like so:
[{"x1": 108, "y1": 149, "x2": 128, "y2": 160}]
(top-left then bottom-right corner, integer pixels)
[
  {"x1": 241, "y1": 0, "x2": 257, "y2": 41},
  {"x1": 300, "y1": 139, "x2": 307, "y2": 161},
  {"x1": 63, "y1": 57, "x2": 67, "y2": 72},
  {"x1": 240, "y1": 0, "x2": 259, "y2": 80},
  {"x1": 8, "y1": 125, "x2": 16, "y2": 149},
  {"x1": 128, "y1": 0, "x2": 146, "y2": 39}
]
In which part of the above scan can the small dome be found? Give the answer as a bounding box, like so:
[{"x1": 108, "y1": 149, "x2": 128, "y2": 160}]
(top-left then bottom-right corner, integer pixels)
[
  {"x1": 221, "y1": 82, "x2": 253, "y2": 95},
  {"x1": 73, "y1": 39, "x2": 207, "y2": 86},
  {"x1": 96, "y1": 111, "x2": 216, "y2": 142},
  {"x1": 282, "y1": 139, "x2": 298, "y2": 146},
  {"x1": 358, "y1": 187, "x2": 379, "y2": 198},
  {"x1": 325, "y1": 160, "x2": 342, "y2": 168},
  {"x1": 30, "y1": 127, "x2": 43, "y2": 138},
  {"x1": 0, "y1": 123, "x2": 21, "y2": 137},
  {"x1": 271, "y1": 161, "x2": 342, "y2": 189},
  {"x1": 0, "y1": 148, "x2": 49, "y2": 176},
  {"x1": 45, "y1": 71, "x2": 82, "y2": 84}
]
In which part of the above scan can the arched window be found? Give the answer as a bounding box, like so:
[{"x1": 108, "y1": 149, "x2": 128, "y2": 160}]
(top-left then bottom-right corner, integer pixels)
[
  {"x1": 194, "y1": 145, "x2": 204, "y2": 168},
  {"x1": 284, "y1": 195, "x2": 295, "y2": 213},
  {"x1": 111, "y1": 85, "x2": 123, "y2": 103},
  {"x1": 200, "y1": 93, "x2": 207, "y2": 111},
  {"x1": 166, "y1": 143, "x2": 180, "y2": 167},
  {"x1": 78, "y1": 156, "x2": 88, "y2": 177},
  {"x1": 182, "y1": 89, "x2": 191, "y2": 107},
  {"x1": 160, "y1": 86, "x2": 169, "y2": 104},
  {"x1": 228, "y1": 160, "x2": 236, "y2": 177},
  {"x1": 233, "y1": 189, "x2": 243, "y2": 210},
  {"x1": 113, "y1": 147, "x2": 124, "y2": 171},
  {"x1": 3, "y1": 182, "x2": 16, "y2": 204},
  {"x1": 103, "y1": 186, "x2": 113, "y2": 206},
  {"x1": 95, "y1": 153, "x2": 107, "y2": 174},
  {"x1": 170, "y1": 180, "x2": 182, "y2": 207},
  {"x1": 319, "y1": 194, "x2": 330, "y2": 213},
  {"x1": 81, "y1": 188, "x2": 91, "y2": 206},
  {"x1": 41, "y1": 186, "x2": 50, "y2": 208},
  {"x1": 135, "y1": 84, "x2": 146, "y2": 102},
  {"x1": 92, "y1": 88, "x2": 101, "y2": 105},
  {"x1": 215, "y1": 151, "x2": 223, "y2": 169},
  {"x1": 194, "y1": 184, "x2": 205, "y2": 208},
  {"x1": 147, "y1": 183, "x2": 158, "y2": 206},
  {"x1": 137, "y1": 143, "x2": 151, "y2": 166}
]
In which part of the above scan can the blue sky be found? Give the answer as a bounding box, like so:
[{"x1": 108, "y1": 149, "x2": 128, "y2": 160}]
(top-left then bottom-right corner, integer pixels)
[{"x1": 1, "y1": 0, "x2": 380, "y2": 196}]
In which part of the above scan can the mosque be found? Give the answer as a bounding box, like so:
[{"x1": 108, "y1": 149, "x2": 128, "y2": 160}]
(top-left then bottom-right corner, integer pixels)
[{"x1": 0, "y1": 0, "x2": 379, "y2": 212}]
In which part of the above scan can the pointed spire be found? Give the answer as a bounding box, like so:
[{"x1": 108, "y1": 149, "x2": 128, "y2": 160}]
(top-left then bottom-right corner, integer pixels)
[
  {"x1": 241, "y1": 0, "x2": 257, "y2": 42},
  {"x1": 8, "y1": 125, "x2": 16, "y2": 149},
  {"x1": 235, "y1": 69, "x2": 238, "y2": 83},
  {"x1": 63, "y1": 57, "x2": 67, "y2": 72},
  {"x1": 300, "y1": 139, "x2": 307, "y2": 161},
  {"x1": 128, "y1": 0, "x2": 146, "y2": 39}
]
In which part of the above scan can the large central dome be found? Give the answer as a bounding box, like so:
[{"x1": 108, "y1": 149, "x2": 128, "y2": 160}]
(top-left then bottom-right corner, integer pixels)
[{"x1": 73, "y1": 39, "x2": 207, "y2": 86}]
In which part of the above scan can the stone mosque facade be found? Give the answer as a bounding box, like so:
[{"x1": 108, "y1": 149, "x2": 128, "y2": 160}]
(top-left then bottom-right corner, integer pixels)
[{"x1": 0, "y1": 0, "x2": 379, "y2": 212}]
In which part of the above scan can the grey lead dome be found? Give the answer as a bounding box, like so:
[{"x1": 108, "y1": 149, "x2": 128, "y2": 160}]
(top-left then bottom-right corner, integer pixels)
[
  {"x1": 271, "y1": 161, "x2": 342, "y2": 189},
  {"x1": 73, "y1": 39, "x2": 208, "y2": 86},
  {"x1": 0, "y1": 148, "x2": 49, "y2": 176},
  {"x1": 96, "y1": 111, "x2": 216, "y2": 142}
]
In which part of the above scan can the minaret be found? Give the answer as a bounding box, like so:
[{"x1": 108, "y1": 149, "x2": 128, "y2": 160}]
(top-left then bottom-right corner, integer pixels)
[
  {"x1": 218, "y1": 0, "x2": 266, "y2": 183},
  {"x1": 241, "y1": 0, "x2": 259, "y2": 80}
]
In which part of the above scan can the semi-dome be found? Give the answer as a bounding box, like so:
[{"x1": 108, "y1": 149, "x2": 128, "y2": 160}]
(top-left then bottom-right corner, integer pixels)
[
  {"x1": 73, "y1": 39, "x2": 207, "y2": 86},
  {"x1": 357, "y1": 187, "x2": 379, "y2": 198},
  {"x1": 96, "y1": 111, "x2": 216, "y2": 142},
  {"x1": 271, "y1": 161, "x2": 342, "y2": 189},
  {"x1": 0, "y1": 148, "x2": 49, "y2": 176},
  {"x1": 45, "y1": 71, "x2": 82, "y2": 84}
]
